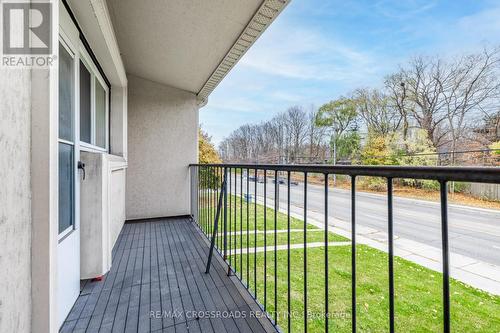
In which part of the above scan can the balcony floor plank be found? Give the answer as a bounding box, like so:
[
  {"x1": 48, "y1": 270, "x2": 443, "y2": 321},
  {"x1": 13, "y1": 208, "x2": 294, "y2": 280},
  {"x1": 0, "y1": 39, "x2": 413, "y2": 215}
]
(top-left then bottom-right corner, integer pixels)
[{"x1": 61, "y1": 217, "x2": 272, "y2": 333}]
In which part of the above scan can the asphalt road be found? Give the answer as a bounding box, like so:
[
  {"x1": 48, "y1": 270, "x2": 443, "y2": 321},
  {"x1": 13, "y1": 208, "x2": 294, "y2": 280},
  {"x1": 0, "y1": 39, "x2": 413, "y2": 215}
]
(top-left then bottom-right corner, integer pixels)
[{"x1": 229, "y1": 175, "x2": 500, "y2": 266}]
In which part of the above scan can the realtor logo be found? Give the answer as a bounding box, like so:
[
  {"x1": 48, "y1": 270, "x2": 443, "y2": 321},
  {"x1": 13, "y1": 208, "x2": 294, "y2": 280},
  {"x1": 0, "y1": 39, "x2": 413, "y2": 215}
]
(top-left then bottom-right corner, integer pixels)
[{"x1": 1, "y1": 0, "x2": 54, "y2": 67}]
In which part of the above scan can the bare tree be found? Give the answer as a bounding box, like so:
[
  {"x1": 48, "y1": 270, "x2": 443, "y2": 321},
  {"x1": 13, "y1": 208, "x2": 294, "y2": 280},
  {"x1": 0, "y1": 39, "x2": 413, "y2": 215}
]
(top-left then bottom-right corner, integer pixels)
[
  {"x1": 389, "y1": 47, "x2": 500, "y2": 150},
  {"x1": 394, "y1": 56, "x2": 450, "y2": 149},
  {"x1": 285, "y1": 106, "x2": 308, "y2": 162},
  {"x1": 385, "y1": 73, "x2": 410, "y2": 142},
  {"x1": 440, "y1": 47, "x2": 500, "y2": 154},
  {"x1": 353, "y1": 88, "x2": 402, "y2": 135},
  {"x1": 219, "y1": 106, "x2": 329, "y2": 163},
  {"x1": 307, "y1": 106, "x2": 327, "y2": 160}
]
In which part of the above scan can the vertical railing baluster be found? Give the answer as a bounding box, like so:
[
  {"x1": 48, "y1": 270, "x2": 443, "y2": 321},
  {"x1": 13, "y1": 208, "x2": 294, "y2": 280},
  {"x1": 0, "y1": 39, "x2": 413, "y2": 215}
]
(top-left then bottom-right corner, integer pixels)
[
  {"x1": 223, "y1": 167, "x2": 228, "y2": 264},
  {"x1": 240, "y1": 169, "x2": 243, "y2": 279},
  {"x1": 206, "y1": 166, "x2": 208, "y2": 235},
  {"x1": 254, "y1": 168, "x2": 258, "y2": 297},
  {"x1": 388, "y1": 178, "x2": 395, "y2": 333},
  {"x1": 440, "y1": 180, "x2": 451, "y2": 333},
  {"x1": 217, "y1": 167, "x2": 221, "y2": 250},
  {"x1": 197, "y1": 166, "x2": 200, "y2": 228},
  {"x1": 274, "y1": 169, "x2": 279, "y2": 324},
  {"x1": 221, "y1": 167, "x2": 224, "y2": 251},
  {"x1": 214, "y1": 167, "x2": 222, "y2": 250},
  {"x1": 264, "y1": 170, "x2": 268, "y2": 310},
  {"x1": 229, "y1": 168, "x2": 232, "y2": 271},
  {"x1": 213, "y1": 167, "x2": 216, "y2": 243},
  {"x1": 234, "y1": 169, "x2": 238, "y2": 275},
  {"x1": 199, "y1": 166, "x2": 202, "y2": 230},
  {"x1": 203, "y1": 166, "x2": 206, "y2": 233},
  {"x1": 351, "y1": 176, "x2": 357, "y2": 333},
  {"x1": 213, "y1": 167, "x2": 215, "y2": 237},
  {"x1": 247, "y1": 168, "x2": 250, "y2": 287},
  {"x1": 209, "y1": 167, "x2": 212, "y2": 237},
  {"x1": 304, "y1": 172, "x2": 308, "y2": 333},
  {"x1": 287, "y1": 171, "x2": 291, "y2": 332},
  {"x1": 325, "y1": 173, "x2": 329, "y2": 332},
  {"x1": 205, "y1": 166, "x2": 208, "y2": 234}
]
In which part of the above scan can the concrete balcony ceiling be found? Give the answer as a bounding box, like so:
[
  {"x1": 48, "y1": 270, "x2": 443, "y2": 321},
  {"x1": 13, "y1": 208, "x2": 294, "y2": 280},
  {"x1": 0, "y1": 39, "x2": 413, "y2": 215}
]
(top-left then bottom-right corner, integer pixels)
[{"x1": 104, "y1": 0, "x2": 289, "y2": 102}]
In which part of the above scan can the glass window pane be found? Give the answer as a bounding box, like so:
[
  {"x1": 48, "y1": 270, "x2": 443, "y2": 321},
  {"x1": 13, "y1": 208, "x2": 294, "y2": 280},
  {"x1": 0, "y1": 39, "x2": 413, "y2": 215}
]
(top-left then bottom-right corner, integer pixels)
[
  {"x1": 80, "y1": 61, "x2": 91, "y2": 143},
  {"x1": 95, "y1": 79, "x2": 106, "y2": 148},
  {"x1": 59, "y1": 43, "x2": 74, "y2": 141},
  {"x1": 59, "y1": 142, "x2": 74, "y2": 234}
]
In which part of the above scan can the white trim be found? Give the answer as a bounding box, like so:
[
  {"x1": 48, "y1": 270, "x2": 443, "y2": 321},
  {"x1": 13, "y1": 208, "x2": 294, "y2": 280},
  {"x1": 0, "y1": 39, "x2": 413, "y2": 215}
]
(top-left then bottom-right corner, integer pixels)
[
  {"x1": 94, "y1": 77, "x2": 110, "y2": 150},
  {"x1": 78, "y1": 43, "x2": 110, "y2": 151},
  {"x1": 197, "y1": 0, "x2": 290, "y2": 101},
  {"x1": 89, "y1": 0, "x2": 127, "y2": 85},
  {"x1": 58, "y1": 138, "x2": 75, "y2": 146},
  {"x1": 78, "y1": 53, "x2": 94, "y2": 145},
  {"x1": 57, "y1": 33, "x2": 80, "y2": 240},
  {"x1": 59, "y1": 25, "x2": 76, "y2": 60},
  {"x1": 80, "y1": 141, "x2": 107, "y2": 153},
  {"x1": 58, "y1": 225, "x2": 73, "y2": 241},
  {"x1": 57, "y1": 4, "x2": 82, "y2": 326}
]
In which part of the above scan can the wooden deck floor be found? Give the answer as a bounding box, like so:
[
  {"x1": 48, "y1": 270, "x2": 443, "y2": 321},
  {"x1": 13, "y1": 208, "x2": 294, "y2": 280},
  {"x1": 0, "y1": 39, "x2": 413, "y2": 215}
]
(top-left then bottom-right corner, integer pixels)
[{"x1": 60, "y1": 217, "x2": 272, "y2": 333}]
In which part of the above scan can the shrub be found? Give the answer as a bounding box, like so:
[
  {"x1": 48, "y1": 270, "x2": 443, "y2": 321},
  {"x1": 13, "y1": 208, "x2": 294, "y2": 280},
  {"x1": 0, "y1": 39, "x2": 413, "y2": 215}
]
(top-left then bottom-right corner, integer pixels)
[
  {"x1": 489, "y1": 141, "x2": 500, "y2": 155},
  {"x1": 359, "y1": 176, "x2": 387, "y2": 191},
  {"x1": 360, "y1": 133, "x2": 399, "y2": 166}
]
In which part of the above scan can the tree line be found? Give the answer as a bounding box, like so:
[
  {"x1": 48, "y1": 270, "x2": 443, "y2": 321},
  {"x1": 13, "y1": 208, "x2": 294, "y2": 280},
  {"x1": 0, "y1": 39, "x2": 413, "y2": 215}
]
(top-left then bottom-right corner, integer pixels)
[{"x1": 219, "y1": 47, "x2": 500, "y2": 166}]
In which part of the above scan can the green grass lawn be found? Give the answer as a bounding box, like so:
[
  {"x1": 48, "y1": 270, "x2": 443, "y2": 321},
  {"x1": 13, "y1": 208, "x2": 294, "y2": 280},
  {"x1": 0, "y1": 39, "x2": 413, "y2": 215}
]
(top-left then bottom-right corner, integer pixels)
[
  {"x1": 198, "y1": 193, "x2": 318, "y2": 232},
  {"x1": 235, "y1": 246, "x2": 500, "y2": 333},
  {"x1": 225, "y1": 229, "x2": 348, "y2": 250},
  {"x1": 198, "y1": 194, "x2": 347, "y2": 249},
  {"x1": 197, "y1": 193, "x2": 500, "y2": 332}
]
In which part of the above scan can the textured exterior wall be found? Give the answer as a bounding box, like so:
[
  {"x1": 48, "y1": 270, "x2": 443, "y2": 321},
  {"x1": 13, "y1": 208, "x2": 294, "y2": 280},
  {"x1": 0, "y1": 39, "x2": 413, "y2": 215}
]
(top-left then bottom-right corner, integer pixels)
[
  {"x1": 127, "y1": 75, "x2": 199, "y2": 219},
  {"x1": 0, "y1": 68, "x2": 32, "y2": 333}
]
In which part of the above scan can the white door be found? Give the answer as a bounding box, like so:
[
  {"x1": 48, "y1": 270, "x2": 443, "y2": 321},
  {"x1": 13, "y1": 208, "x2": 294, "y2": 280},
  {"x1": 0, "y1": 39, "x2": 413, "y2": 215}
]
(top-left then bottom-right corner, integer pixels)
[{"x1": 57, "y1": 6, "x2": 81, "y2": 326}]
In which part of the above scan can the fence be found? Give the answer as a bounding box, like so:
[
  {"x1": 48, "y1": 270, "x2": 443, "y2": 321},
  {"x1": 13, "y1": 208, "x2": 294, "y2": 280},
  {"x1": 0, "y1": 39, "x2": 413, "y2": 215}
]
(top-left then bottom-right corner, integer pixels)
[{"x1": 189, "y1": 163, "x2": 499, "y2": 333}]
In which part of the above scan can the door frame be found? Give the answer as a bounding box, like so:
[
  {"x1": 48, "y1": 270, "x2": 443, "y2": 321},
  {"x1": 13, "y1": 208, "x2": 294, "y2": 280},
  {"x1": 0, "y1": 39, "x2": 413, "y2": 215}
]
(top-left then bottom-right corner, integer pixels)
[{"x1": 57, "y1": 4, "x2": 81, "y2": 327}]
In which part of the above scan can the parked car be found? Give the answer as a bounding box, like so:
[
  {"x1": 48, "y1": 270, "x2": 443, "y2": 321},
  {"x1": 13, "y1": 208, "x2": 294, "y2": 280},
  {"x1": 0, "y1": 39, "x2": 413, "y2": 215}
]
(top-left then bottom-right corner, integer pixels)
[
  {"x1": 272, "y1": 177, "x2": 300, "y2": 186},
  {"x1": 272, "y1": 177, "x2": 287, "y2": 185}
]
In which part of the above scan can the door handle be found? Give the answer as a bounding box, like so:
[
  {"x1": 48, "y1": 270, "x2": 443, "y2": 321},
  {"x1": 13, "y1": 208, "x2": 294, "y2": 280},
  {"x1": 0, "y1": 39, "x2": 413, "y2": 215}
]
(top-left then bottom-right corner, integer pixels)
[{"x1": 78, "y1": 161, "x2": 86, "y2": 180}]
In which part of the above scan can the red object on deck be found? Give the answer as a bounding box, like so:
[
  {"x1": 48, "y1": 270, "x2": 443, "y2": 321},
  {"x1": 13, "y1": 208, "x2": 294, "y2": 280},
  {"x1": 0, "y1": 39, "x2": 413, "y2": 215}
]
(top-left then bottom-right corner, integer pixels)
[{"x1": 92, "y1": 275, "x2": 104, "y2": 282}]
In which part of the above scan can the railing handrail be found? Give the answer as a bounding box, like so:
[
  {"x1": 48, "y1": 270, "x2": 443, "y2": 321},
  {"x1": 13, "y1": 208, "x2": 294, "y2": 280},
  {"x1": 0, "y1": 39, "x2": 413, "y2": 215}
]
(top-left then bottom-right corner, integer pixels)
[
  {"x1": 190, "y1": 163, "x2": 499, "y2": 333},
  {"x1": 190, "y1": 163, "x2": 500, "y2": 184}
]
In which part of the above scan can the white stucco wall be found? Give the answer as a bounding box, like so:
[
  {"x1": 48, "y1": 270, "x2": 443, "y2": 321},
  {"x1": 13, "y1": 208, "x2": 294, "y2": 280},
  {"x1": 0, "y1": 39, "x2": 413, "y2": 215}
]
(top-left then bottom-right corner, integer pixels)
[
  {"x1": 126, "y1": 74, "x2": 199, "y2": 220},
  {"x1": 0, "y1": 68, "x2": 32, "y2": 333}
]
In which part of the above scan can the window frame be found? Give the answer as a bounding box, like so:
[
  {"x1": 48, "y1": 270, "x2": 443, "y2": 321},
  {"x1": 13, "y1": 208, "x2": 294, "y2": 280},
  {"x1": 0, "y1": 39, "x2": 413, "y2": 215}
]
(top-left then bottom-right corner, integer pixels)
[
  {"x1": 78, "y1": 44, "x2": 109, "y2": 153},
  {"x1": 58, "y1": 31, "x2": 78, "y2": 241}
]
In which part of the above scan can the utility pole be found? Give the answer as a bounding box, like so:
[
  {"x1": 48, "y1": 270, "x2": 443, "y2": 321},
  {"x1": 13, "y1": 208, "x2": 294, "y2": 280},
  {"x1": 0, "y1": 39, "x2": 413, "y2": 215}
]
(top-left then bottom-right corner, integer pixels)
[{"x1": 332, "y1": 131, "x2": 337, "y2": 187}]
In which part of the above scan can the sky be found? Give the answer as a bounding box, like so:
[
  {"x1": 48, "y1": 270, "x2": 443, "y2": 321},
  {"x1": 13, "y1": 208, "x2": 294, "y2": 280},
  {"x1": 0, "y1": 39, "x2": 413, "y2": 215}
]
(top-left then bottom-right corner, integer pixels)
[{"x1": 200, "y1": 0, "x2": 500, "y2": 145}]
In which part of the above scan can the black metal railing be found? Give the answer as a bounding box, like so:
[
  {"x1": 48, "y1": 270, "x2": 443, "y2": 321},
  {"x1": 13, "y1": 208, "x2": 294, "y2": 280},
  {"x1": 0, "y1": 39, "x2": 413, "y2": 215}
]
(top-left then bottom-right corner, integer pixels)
[{"x1": 189, "y1": 163, "x2": 499, "y2": 333}]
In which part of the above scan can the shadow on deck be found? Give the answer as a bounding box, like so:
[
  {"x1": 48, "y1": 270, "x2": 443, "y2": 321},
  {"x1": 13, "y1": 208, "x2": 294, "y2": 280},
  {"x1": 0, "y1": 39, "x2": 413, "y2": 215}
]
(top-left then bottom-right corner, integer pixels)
[{"x1": 60, "y1": 217, "x2": 274, "y2": 333}]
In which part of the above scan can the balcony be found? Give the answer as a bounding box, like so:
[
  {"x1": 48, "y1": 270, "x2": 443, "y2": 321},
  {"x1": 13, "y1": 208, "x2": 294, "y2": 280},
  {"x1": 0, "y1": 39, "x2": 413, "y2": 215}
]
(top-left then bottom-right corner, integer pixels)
[{"x1": 59, "y1": 163, "x2": 500, "y2": 333}]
